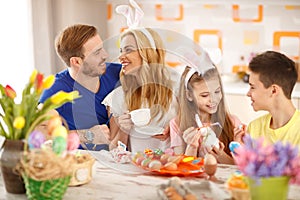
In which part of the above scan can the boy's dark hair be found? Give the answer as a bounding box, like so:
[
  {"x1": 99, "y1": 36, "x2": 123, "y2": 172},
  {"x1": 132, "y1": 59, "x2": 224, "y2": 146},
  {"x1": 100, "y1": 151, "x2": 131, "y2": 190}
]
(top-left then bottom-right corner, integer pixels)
[{"x1": 249, "y1": 51, "x2": 297, "y2": 99}]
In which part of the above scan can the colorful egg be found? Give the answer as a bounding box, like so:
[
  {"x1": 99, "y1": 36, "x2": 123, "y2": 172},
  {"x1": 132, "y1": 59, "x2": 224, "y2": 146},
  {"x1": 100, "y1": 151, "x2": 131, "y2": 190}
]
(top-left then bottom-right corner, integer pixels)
[
  {"x1": 141, "y1": 157, "x2": 152, "y2": 167},
  {"x1": 47, "y1": 116, "x2": 62, "y2": 135},
  {"x1": 28, "y1": 130, "x2": 46, "y2": 149},
  {"x1": 164, "y1": 148, "x2": 174, "y2": 156},
  {"x1": 135, "y1": 157, "x2": 145, "y2": 165},
  {"x1": 229, "y1": 141, "x2": 241, "y2": 155},
  {"x1": 53, "y1": 136, "x2": 67, "y2": 154},
  {"x1": 51, "y1": 126, "x2": 68, "y2": 138},
  {"x1": 148, "y1": 160, "x2": 162, "y2": 170},
  {"x1": 132, "y1": 151, "x2": 144, "y2": 162},
  {"x1": 160, "y1": 154, "x2": 170, "y2": 165},
  {"x1": 144, "y1": 148, "x2": 153, "y2": 157},
  {"x1": 164, "y1": 162, "x2": 177, "y2": 171},
  {"x1": 67, "y1": 132, "x2": 80, "y2": 150},
  {"x1": 154, "y1": 148, "x2": 163, "y2": 156}
]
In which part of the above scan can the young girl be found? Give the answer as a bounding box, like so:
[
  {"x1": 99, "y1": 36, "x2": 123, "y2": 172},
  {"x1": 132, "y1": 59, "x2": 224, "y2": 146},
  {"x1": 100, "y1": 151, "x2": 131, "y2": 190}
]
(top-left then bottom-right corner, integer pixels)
[{"x1": 170, "y1": 50, "x2": 244, "y2": 164}]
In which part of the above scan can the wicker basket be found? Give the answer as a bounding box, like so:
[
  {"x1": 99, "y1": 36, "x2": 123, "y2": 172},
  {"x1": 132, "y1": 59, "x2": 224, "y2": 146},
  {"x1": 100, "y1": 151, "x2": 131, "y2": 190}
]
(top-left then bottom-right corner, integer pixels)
[
  {"x1": 23, "y1": 175, "x2": 71, "y2": 200},
  {"x1": 69, "y1": 154, "x2": 95, "y2": 186}
]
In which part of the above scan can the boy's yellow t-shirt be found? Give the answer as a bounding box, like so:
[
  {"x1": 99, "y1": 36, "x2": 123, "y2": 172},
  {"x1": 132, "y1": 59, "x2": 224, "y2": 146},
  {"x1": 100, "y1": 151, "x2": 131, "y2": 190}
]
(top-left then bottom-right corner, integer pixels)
[{"x1": 247, "y1": 110, "x2": 300, "y2": 149}]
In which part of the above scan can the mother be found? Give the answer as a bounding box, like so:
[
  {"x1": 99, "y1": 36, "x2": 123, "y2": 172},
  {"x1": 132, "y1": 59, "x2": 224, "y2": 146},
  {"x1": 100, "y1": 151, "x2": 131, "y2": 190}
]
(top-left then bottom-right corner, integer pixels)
[{"x1": 103, "y1": 28, "x2": 179, "y2": 153}]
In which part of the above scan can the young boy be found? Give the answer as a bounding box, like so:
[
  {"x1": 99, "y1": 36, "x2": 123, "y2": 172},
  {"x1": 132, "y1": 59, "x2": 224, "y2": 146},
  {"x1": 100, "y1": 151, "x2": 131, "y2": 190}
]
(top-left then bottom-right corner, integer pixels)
[{"x1": 246, "y1": 50, "x2": 300, "y2": 148}]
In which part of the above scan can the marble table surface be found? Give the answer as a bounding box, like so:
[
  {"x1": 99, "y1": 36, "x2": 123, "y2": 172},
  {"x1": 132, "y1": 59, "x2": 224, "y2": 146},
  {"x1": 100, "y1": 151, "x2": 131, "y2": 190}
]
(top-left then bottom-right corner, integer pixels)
[{"x1": 1, "y1": 151, "x2": 300, "y2": 200}]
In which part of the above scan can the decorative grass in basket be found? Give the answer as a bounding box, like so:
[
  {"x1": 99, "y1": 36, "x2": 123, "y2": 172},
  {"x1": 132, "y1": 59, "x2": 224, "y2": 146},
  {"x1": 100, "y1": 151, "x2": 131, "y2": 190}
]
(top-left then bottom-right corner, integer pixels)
[{"x1": 18, "y1": 116, "x2": 81, "y2": 200}]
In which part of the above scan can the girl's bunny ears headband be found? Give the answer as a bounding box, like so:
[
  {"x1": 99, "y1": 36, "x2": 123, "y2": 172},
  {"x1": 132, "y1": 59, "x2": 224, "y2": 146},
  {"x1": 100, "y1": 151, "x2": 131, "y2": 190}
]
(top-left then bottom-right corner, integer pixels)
[
  {"x1": 177, "y1": 47, "x2": 215, "y2": 89},
  {"x1": 116, "y1": 0, "x2": 156, "y2": 49}
]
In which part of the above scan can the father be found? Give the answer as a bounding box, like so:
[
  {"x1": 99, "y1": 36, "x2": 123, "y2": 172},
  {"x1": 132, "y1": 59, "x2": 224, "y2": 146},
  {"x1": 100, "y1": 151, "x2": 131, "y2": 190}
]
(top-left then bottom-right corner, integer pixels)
[{"x1": 39, "y1": 24, "x2": 121, "y2": 150}]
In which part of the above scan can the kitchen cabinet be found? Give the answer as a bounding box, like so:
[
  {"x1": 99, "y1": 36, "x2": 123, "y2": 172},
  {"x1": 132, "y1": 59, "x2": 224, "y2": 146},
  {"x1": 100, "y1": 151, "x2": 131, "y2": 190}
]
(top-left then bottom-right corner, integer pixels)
[{"x1": 225, "y1": 94, "x2": 299, "y2": 125}]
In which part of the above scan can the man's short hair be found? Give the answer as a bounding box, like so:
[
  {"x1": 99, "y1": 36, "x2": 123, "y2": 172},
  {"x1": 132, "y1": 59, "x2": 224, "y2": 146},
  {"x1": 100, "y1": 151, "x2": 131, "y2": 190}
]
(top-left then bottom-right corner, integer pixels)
[{"x1": 55, "y1": 24, "x2": 97, "y2": 67}]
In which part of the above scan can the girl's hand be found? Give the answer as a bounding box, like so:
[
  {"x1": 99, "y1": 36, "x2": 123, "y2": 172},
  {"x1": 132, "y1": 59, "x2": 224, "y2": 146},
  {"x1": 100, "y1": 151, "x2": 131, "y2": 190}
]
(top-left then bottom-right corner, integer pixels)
[
  {"x1": 182, "y1": 127, "x2": 201, "y2": 148},
  {"x1": 207, "y1": 142, "x2": 235, "y2": 165},
  {"x1": 234, "y1": 124, "x2": 246, "y2": 144},
  {"x1": 114, "y1": 113, "x2": 133, "y2": 134}
]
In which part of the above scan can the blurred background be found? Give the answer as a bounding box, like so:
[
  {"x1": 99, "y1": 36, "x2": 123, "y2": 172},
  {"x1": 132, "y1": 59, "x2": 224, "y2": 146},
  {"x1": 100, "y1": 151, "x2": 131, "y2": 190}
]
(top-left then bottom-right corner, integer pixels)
[{"x1": 1, "y1": 0, "x2": 299, "y2": 99}]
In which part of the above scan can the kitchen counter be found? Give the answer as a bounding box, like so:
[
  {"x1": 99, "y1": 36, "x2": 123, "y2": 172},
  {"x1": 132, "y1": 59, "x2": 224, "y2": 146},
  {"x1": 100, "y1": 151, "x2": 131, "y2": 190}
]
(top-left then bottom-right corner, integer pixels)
[{"x1": 222, "y1": 79, "x2": 300, "y2": 98}]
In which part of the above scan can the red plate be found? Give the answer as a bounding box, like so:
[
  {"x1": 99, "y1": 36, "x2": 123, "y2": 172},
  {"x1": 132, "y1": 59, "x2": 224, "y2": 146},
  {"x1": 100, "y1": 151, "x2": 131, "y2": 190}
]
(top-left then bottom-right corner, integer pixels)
[{"x1": 133, "y1": 156, "x2": 204, "y2": 176}]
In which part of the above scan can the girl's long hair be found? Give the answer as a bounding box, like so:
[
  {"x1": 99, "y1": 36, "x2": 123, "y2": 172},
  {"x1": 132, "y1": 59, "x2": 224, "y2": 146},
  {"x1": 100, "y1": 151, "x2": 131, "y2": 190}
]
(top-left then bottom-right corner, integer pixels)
[{"x1": 178, "y1": 66, "x2": 234, "y2": 155}]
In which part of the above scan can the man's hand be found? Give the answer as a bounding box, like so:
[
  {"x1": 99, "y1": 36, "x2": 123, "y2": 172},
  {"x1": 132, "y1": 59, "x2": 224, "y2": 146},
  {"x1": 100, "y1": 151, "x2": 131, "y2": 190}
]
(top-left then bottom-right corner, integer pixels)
[{"x1": 89, "y1": 124, "x2": 110, "y2": 144}]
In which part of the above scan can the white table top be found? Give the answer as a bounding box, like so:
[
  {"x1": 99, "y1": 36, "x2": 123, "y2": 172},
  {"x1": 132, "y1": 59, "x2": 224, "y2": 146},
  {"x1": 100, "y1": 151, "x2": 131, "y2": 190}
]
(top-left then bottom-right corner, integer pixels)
[{"x1": 1, "y1": 151, "x2": 300, "y2": 200}]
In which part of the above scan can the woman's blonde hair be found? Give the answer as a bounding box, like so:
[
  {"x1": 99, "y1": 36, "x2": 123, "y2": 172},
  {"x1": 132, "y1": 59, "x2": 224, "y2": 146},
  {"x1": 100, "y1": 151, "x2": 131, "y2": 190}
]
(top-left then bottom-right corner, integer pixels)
[
  {"x1": 178, "y1": 66, "x2": 234, "y2": 155},
  {"x1": 119, "y1": 28, "x2": 173, "y2": 119}
]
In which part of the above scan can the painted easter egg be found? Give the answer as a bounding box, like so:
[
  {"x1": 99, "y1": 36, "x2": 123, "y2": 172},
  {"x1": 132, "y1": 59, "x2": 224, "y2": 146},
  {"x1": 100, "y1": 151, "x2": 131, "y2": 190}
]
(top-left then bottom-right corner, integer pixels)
[
  {"x1": 53, "y1": 136, "x2": 67, "y2": 154},
  {"x1": 229, "y1": 141, "x2": 241, "y2": 155},
  {"x1": 51, "y1": 126, "x2": 68, "y2": 138},
  {"x1": 28, "y1": 130, "x2": 46, "y2": 149},
  {"x1": 47, "y1": 116, "x2": 62, "y2": 134},
  {"x1": 67, "y1": 132, "x2": 80, "y2": 150},
  {"x1": 148, "y1": 160, "x2": 162, "y2": 170}
]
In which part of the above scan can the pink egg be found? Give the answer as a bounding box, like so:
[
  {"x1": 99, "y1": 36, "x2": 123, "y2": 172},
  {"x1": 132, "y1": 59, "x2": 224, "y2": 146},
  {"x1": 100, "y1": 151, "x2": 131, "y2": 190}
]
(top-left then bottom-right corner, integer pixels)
[
  {"x1": 135, "y1": 157, "x2": 145, "y2": 165},
  {"x1": 67, "y1": 132, "x2": 80, "y2": 150}
]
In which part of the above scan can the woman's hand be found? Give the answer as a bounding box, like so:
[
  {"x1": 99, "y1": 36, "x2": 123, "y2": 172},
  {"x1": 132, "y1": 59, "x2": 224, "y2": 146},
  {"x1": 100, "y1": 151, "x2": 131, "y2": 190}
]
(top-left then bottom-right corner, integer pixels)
[
  {"x1": 152, "y1": 125, "x2": 170, "y2": 141},
  {"x1": 114, "y1": 113, "x2": 134, "y2": 134}
]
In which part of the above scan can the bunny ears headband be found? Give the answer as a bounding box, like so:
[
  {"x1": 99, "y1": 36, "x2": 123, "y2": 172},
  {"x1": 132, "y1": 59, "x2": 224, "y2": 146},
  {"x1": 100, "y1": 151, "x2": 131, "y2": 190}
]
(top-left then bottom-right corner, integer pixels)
[
  {"x1": 177, "y1": 47, "x2": 215, "y2": 88},
  {"x1": 116, "y1": 0, "x2": 156, "y2": 49}
]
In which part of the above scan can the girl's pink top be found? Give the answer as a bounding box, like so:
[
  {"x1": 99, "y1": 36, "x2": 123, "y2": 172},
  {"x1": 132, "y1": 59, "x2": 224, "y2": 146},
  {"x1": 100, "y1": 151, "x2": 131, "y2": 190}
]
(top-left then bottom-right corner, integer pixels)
[{"x1": 170, "y1": 115, "x2": 242, "y2": 148}]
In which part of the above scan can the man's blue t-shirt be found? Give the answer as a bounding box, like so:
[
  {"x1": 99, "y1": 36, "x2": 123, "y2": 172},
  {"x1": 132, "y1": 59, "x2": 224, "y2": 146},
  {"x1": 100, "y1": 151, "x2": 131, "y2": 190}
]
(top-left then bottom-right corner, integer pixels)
[{"x1": 40, "y1": 63, "x2": 121, "y2": 130}]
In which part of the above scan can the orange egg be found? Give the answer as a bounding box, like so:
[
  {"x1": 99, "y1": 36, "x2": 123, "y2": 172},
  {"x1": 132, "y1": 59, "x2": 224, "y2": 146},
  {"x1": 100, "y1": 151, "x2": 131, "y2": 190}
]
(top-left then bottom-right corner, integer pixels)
[
  {"x1": 160, "y1": 154, "x2": 170, "y2": 164},
  {"x1": 164, "y1": 162, "x2": 177, "y2": 171}
]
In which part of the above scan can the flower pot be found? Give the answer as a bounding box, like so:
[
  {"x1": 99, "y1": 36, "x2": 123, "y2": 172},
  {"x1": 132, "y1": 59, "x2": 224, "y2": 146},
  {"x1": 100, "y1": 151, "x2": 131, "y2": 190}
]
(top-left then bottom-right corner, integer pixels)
[
  {"x1": 247, "y1": 176, "x2": 290, "y2": 200},
  {"x1": 0, "y1": 139, "x2": 26, "y2": 194}
]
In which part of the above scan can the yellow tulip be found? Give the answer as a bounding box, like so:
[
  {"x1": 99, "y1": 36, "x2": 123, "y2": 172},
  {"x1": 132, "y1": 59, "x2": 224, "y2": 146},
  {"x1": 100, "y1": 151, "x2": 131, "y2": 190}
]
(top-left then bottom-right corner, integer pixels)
[
  {"x1": 13, "y1": 116, "x2": 25, "y2": 129},
  {"x1": 29, "y1": 69, "x2": 38, "y2": 84},
  {"x1": 42, "y1": 75, "x2": 55, "y2": 90},
  {"x1": 50, "y1": 90, "x2": 80, "y2": 105}
]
